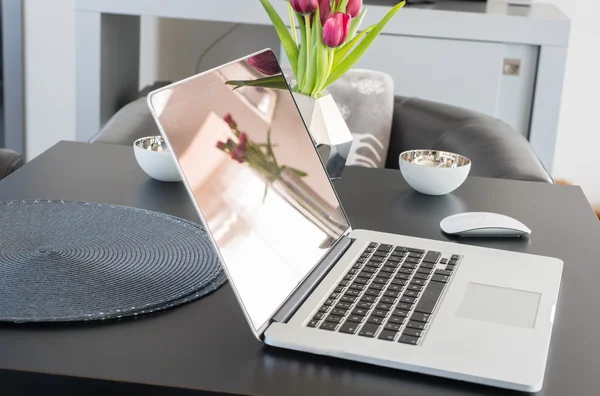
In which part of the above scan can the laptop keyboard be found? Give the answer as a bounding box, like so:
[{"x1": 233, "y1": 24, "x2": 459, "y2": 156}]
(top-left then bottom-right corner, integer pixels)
[{"x1": 307, "y1": 243, "x2": 461, "y2": 345}]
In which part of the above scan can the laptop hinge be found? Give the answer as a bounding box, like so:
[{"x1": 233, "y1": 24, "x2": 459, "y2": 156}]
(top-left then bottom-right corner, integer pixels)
[{"x1": 270, "y1": 235, "x2": 354, "y2": 325}]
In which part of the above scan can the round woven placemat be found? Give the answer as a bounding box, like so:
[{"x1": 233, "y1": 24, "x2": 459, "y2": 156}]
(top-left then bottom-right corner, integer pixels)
[{"x1": 0, "y1": 200, "x2": 226, "y2": 323}]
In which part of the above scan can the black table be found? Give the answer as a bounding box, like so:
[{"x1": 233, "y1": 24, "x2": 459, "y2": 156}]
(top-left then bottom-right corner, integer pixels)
[{"x1": 1, "y1": 141, "x2": 599, "y2": 396}]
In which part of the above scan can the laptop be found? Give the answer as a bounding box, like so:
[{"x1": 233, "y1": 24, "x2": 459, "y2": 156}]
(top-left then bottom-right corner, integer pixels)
[{"x1": 147, "y1": 49, "x2": 563, "y2": 392}]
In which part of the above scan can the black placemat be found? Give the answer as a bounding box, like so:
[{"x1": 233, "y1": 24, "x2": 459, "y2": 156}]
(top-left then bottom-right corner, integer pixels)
[{"x1": 0, "y1": 200, "x2": 226, "y2": 323}]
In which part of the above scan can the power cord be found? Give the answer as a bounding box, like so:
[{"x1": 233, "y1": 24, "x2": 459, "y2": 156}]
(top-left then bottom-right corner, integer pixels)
[{"x1": 194, "y1": 23, "x2": 242, "y2": 74}]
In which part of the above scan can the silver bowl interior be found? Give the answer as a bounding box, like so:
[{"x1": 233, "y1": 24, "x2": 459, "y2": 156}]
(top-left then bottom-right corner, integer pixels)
[
  {"x1": 400, "y1": 150, "x2": 471, "y2": 169},
  {"x1": 134, "y1": 136, "x2": 171, "y2": 153}
]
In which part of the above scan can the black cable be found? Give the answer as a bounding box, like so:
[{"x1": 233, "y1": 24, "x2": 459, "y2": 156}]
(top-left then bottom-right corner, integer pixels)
[{"x1": 194, "y1": 23, "x2": 242, "y2": 74}]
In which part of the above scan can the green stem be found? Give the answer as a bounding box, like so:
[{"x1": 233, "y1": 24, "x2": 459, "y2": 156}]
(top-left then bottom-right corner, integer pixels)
[
  {"x1": 303, "y1": 15, "x2": 312, "y2": 93},
  {"x1": 288, "y1": 2, "x2": 298, "y2": 46}
]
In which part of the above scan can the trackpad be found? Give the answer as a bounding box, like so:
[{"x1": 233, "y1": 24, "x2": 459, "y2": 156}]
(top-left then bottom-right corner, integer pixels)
[{"x1": 456, "y1": 283, "x2": 541, "y2": 328}]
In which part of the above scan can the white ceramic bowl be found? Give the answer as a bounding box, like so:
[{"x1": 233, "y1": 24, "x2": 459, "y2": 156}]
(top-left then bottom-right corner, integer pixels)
[
  {"x1": 133, "y1": 136, "x2": 182, "y2": 182},
  {"x1": 399, "y1": 150, "x2": 471, "y2": 196}
]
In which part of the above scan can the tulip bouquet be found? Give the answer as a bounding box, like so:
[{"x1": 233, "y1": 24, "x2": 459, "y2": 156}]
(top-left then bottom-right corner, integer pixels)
[
  {"x1": 260, "y1": 0, "x2": 405, "y2": 98},
  {"x1": 216, "y1": 113, "x2": 308, "y2": 199}
]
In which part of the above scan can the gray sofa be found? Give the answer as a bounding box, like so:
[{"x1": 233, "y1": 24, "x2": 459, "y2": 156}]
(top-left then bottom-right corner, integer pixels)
[
  {"x1": 0, "y1": 148, "x2": 23, "y2": 181},
  {"x1": 90, "y1": 82, "x2": 552, "y2": 184}
]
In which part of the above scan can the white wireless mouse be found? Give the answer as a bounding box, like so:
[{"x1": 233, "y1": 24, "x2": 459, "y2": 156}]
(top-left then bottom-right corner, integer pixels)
[{"x1": 440, "y1": 212, "x2": 531, "y2": 238}]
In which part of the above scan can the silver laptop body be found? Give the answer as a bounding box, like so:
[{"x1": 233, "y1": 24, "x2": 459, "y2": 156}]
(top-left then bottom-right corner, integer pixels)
[{"x1": 147, "y1": 49, "x2": 563, "y2": 393}]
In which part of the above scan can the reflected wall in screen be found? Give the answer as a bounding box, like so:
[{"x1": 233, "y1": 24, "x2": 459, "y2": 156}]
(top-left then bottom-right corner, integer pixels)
[{"x1": 149, "y1": 51, "x2": 350, "y2": 331}]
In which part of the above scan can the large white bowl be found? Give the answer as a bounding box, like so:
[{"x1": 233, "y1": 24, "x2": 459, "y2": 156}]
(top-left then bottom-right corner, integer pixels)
[
  {"x1": 133, "y1": 136, "x2": 182, "y2": 182},
  {"x1": 399, "y1": 150, "x2": 471, "y2": 196}
]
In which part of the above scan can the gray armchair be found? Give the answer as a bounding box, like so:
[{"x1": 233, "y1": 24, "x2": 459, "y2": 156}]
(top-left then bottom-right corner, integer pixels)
[{"x1": 0, "y1": 148, "x2": 23, "y2": 181}]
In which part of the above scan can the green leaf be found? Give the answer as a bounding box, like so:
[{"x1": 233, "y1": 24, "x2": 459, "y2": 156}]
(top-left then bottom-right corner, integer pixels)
[
  {"x1": 337, "y1": 0, "x2": 349, "y2": 13},
  {"x1": 324, "y1": 1, "x2": 405, "y2": 89},
  {"x1": 333, "y1": 25, "x2": 375, "y2": 68},
  {"x1": 312, "y1": 42, "x2": 330, "y2": 96},
  {"x1": 260, "y1": 0, "x2": 299, "y2": 78},
  {"x1": 225, "y1": 75, "x2": 289, "y2": 90},
  {"x1": 296, "y1": 14, "x2": 307, "y2": 89},
  {"x1": 347, "y1": 7, "x2": 367, "y2": 41},
  {"x1": 290, "y1": 167, "x2": 308, "y2": 177},
  {"x1": 304, "y1": 42, "x2": 319, "y2": 94},
  {"x1": 288, "y1": 2, "x2": 298, "y2": 46}
]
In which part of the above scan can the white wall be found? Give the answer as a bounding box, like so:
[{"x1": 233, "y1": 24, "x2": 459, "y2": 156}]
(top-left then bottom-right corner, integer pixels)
[
  {"x1": 536, "y1": 0, "x2": 600, "y2": 202},
  {"x1": 23, "y1": 0, "x2": 76, "y2": 159}
]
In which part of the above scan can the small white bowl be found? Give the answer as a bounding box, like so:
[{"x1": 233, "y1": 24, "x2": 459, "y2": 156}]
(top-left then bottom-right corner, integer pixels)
[
  {"x1": 399, "y1": 150, "x2": 471, "y2": 196},
  {"x1": 133, "y1": 136, "x2": 182, "y2": 182}
]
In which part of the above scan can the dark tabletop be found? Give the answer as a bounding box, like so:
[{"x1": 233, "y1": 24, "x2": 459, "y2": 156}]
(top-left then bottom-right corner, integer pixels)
[{"x1": 1, "y1": 141, "x2": 599, "y2": 396}]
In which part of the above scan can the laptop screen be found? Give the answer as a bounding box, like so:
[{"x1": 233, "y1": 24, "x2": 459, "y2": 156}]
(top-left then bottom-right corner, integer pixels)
[{"x1": 148, "y1": 50, "x2": 351, "y2": 334}]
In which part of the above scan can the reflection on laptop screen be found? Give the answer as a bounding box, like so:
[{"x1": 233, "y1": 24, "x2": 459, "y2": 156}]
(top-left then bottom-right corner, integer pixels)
[{"x1": 149, "y1": 50, "x2": 351, "y2": 332}]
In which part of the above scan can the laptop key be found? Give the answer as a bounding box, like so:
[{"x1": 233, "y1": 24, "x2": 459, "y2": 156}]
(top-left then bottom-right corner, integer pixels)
[
  {"x1": 388, "y1": 316, "x2": 406, "y2": 325},
  {"x1": 394, "y1": 247, "x2": 408, "y2": 253},
  {"x1": 324, "y1": 298, "x2": 335, "y2": 306},
  {"x1": 387, "y1": 284, "x2": 404, "y2": 293},
  {"x1": 373, "y1": 251, "x2": 388, "y2": 257},
  {"x1": 313, "y1": 312, "x2": 325, "y2": 320},
  {"x1": 362, "y1": 267, "x2": 377, "y2": 273},
  {"x1": 380, "y1": 266, "x2": 396, "y2": 274},
  {"x1": 336, "y1": 302, "x2": 352, "y2": 310},
  {"x1": 391, "y1": 279, "x2": 407, "y2": 286},
  {"x1": 320, "y1": 322, "x2": 337, "y2": 331},
  {"x1": 329, "y1": 293, "x2": 341, "y2": 300},
  {"x1": 440, "y1": 258, "x2": 448, "y2": 264},
  {"x1": 325, "y1": 315, "x2": 343, "y2": 324},
  {"x1": 413, "y1": 274, "x2": 429, "y2": 281},
  {"x1": 380, "y1": 296, "x2": 397, "y2": 305},
  {"x1": 334, "y1": 286, "x2": 345, "y2": 293},
  {"x1": 347, "y1": 315, "x2": 365, "y2": 323},
  {"x1": 403, "y1": 328, "x2": 424, "y2": 338},
  {"x1": 407, "y1": 321, "x2": 427, "y2": 330},
  {"x1": 376, "y1": 302, "x2": 392, "y2": 311},
  {"x1": 331, "y1": 308, "x2": 347, "y2": 316},
  {"x1": 417, "y1": 267, "x2": 432, "y2": 275},
  {"x1": 401, "y1": 263, "x2": 418, "y2": 270},
  {"x1": 407, "y1": 284, "x2": 423, "y2": 292},
  {"x1": 372, "y1": 310, "x2": 389, "y2": 318},
  {"x1": 395, "y1": 273, "x2": 411, "y2": 281},
  {"x1": 398, "y1": 268, "x2": 413, "y2": 275},
  {"x1": 365, "y1": 248, "x2": 375, "y2": 253},
  {"x1": 378, "y1": 330, "x2": 398, "y2": 341},
  {"x1": 361, "y1": 294, "x2": 377, "y2": 303},
  {"x1": 365, "y1": 289, "x2": 381, "y2": 297},
  {"x1": 405, "y1": 258, "x2": 420, "y2": 264},
  {"x1": 431, "y1": 274, "x2": 450, "y2": 283},
  {"x1": 400, "y1": 296, "x2": 416, "y2": 304},
  {"x1": 385, "y1": 260, "x2": 401, "y2": 268},
  {"x1": 348, "y1": 269, "x2": 359, "y2": 275},
  {"x1": 357, "y1": 271, "x2": 374, "y2": 279},
  {"x1": 407, "y1": 248, "x2": 425, "y2": 254},
  {"x1": 350, "y1": 284, "x2": 365, "y2": 291},
  {"x1": 352, "y1": 263, "x2": 363, "y2": 269},
  {"x1": 368, "y1": 242, "x2": 378, "y2": 248},
  {"x1": 393, "y1": 309, "x2": 409, "y2": 318},
  {"x1": 367, "y1": 316, "x2": 384, "y2": 325},
  {"x1": 345, "y1": 289, "x2": 361, "y2": 297},
  {"x1": 404, "y1": 290, "x2": 420, "y2": 298},
  {"x1": 359, "y1": 323, "x2": 381, "y2": 338},
  {"x1": 357, "y1": 301, "x2": 373, "y2": 309},
  {"x1": 398, "y1": 335, "x2": 420, "y2": 345},
  {"x1": 410, "y1": 313, "x2": 431, "y2": 323},
  {"x1": 340, "y1": 295, "x2": 356, "y2": 303},
  {"x1": 415, "y1": 281, "x2": 446, "y2": 314},
  {"x1": 386, "y1": 255, "x2": 401, "y2": 262},
  {"x1": 344, "y1": 274, "x2": 354, "y2": 281},
  {"x1": 376, "y1": 272, "x2": 393, "y2": 279},
  {"x1": 384, "y1": 323, "x2": 402, "y2": 331},
  {"x1": 354, "y1": 277, "x2": 369, "y2": 285},
  {"x1": 369, "y1": 283, "x2": 384, "y2": 291},
  {"x1": 446, "y1": 265, "x2": 456, "y2": 272},
  {"x1": 435, "y1": 269, "x2": 453, "y2": 277},
  {"x1": 420, "y1": 262, "x2": 435, "y2": 269},
  {"x1": 372, "y1": 277, "x2": 388, "y2": 285},
  {"x1": 378, "y1": 244, "x2": 394, "y2": 252},
  {"x1": 423, "y1": 251, "x2": 441, "y2": 264},
  {"x1": 356, "y1": 258, "x2": 367, "y2": 264},
  {"x1": 408, "y1": 252, "x2": 423, "y2": 259},
  {"x1": 319, "y1": 305, "x2": 330, "y2": 313},
  {"x1": 352, "y1": 308, "x2": 368, "y2": 316},
  {"x1": 370, "y1": 257, "x2": 384, "y2": 263},
  {"x1": 449, "y1": 259, "x2": 459, "y2": 265},
  {"x1": 451, "y1": 254, "x2": 460, "y2": 260},
  {"x1": 384, "y1": 290, "x2": 401, "y2": 298},
  {"x1": 366, "y1": 261, "x2": 382, "y2": 268},
  {"x1": 308, "y1": 320, "x2": 319, "y2": 328},
  {"x1": 396, "y1": 303, "x2": 412, "y2": 311},
  {"x1": 339, "y1": 321, "x2": 360, "y2": 334},
  {"x1": 338, "y1": 280, "x2": 350, "y2": 287}
]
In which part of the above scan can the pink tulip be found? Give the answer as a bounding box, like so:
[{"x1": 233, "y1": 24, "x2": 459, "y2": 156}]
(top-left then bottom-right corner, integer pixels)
[
  {"x1": 346, "y1": 0, "x2": 363, "y2": 18},
  {"x1": 223, "y1": 113, "x2": 237, "y2": 129},
  {"x1": 322, "y1": 12, "x2": 351, "y2": 48},
  {"x1": 247, "y1": 52, "x2": 281, "y2": 76},
  {"x1": 318, "y1": 0, "x2": 331, "y2": 25},
  {"x1": 290, "y1": 0, "x2": 318, "y2": 15}
]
